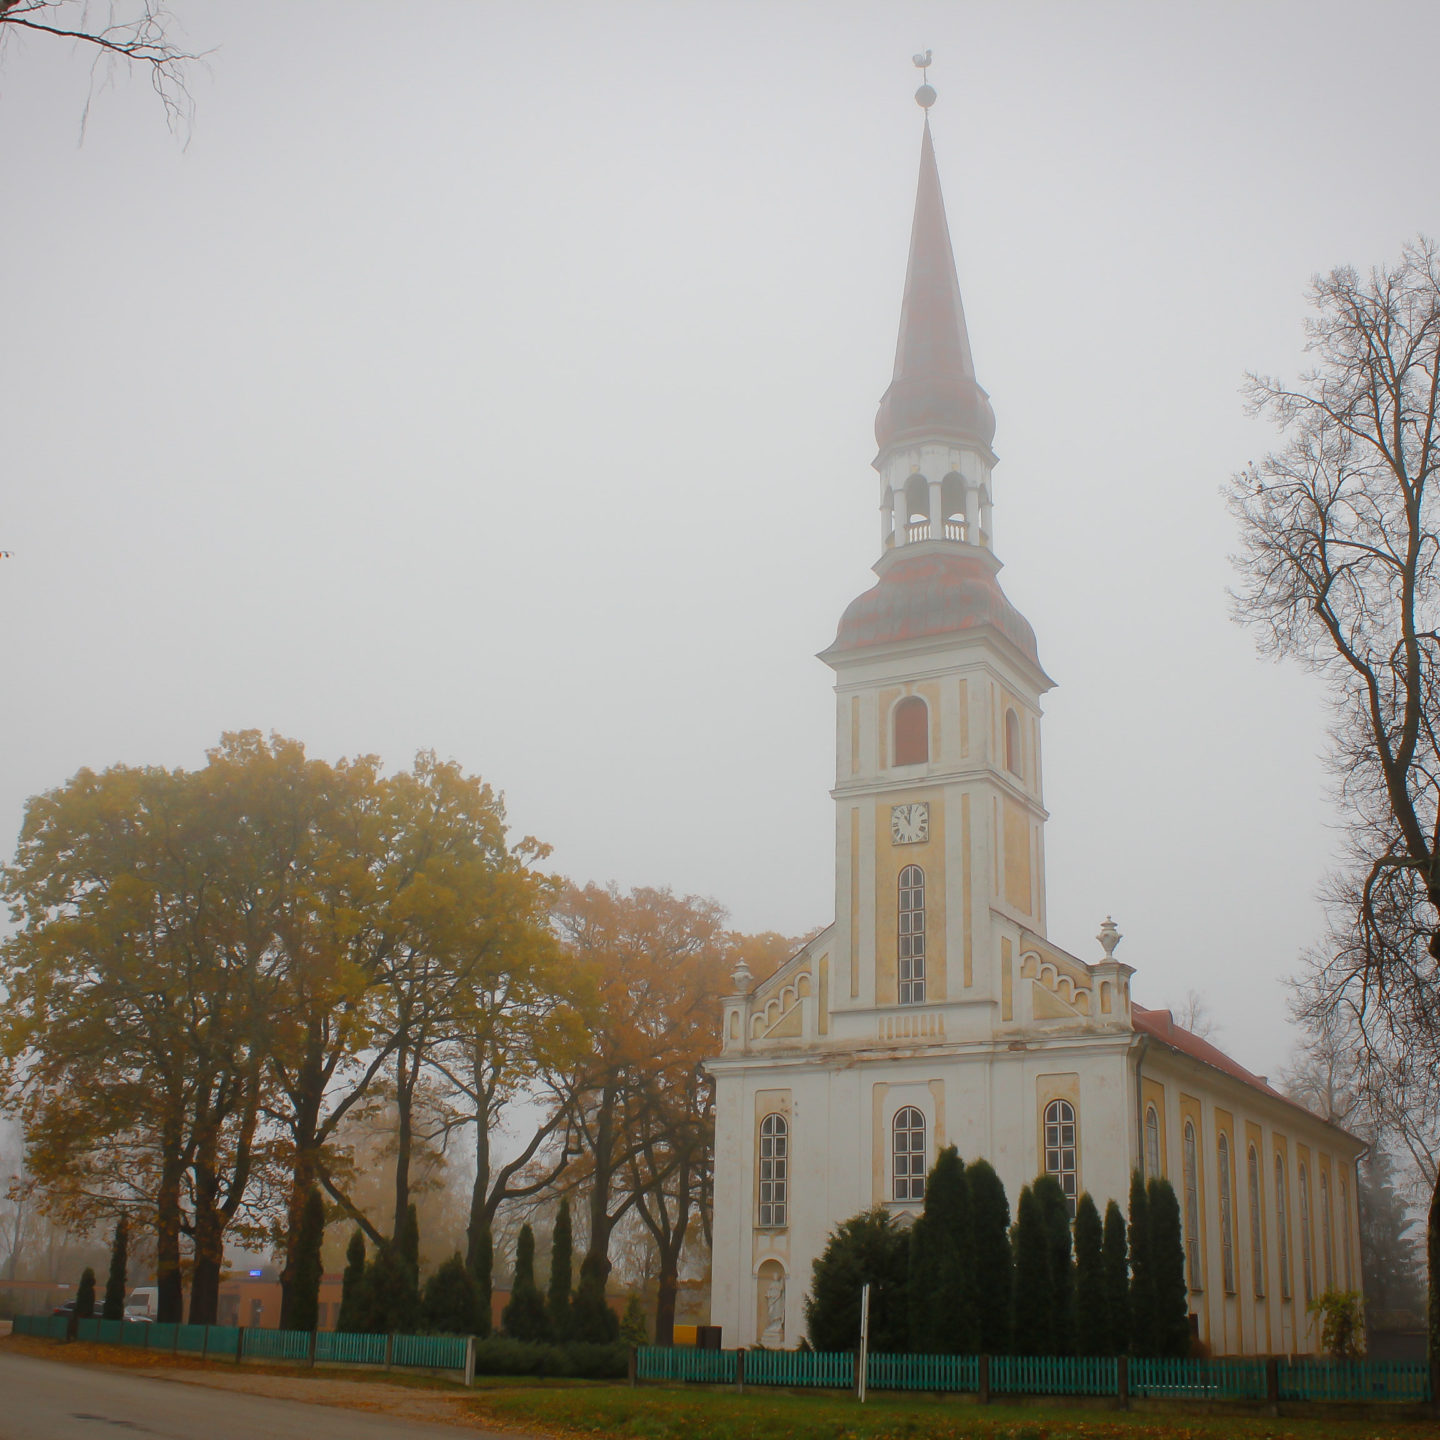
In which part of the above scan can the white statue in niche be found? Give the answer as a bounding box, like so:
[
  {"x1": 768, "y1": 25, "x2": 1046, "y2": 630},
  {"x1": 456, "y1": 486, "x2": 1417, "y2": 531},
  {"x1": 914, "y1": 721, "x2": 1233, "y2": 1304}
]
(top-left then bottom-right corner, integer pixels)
[{"x1": 760, "y1": 1271, "x2": 785, "y2": 1346}]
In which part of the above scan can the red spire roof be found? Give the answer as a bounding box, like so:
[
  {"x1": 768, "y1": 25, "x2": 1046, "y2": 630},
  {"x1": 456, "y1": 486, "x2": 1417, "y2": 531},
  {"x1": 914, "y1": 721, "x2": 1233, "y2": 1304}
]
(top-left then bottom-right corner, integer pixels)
[{"x1": 874, "y1": 119, "x2": 995, "y2": 455}]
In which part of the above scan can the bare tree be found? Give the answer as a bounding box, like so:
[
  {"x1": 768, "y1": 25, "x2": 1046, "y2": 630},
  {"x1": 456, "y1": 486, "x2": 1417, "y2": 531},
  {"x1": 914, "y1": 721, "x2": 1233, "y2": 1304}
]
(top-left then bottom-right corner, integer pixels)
[
  {"x1": 1227, "y1": 236, "x2": 1440, "y2": 1373},
  {"x1": 1169, "y1": 989, "x2": 1219, "y2": 1041},
  {"x1": 0, "y1": 1, "x2": 200, "y2": 134}
]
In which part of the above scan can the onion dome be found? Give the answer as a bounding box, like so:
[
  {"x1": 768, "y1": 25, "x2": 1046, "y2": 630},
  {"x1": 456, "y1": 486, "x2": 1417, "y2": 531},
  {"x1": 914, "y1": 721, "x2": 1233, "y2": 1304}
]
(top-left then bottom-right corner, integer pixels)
[
  {"x1": 874, "y1": 120, "x2": 995, "y2": 455},
  {"x1": 826, "y1": 551, "x2": 1041, "y2": 668}
]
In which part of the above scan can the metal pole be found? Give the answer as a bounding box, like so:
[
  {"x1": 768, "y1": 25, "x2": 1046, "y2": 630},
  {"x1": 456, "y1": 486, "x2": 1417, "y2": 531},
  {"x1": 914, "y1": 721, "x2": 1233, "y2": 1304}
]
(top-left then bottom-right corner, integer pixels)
[{"x1": 857, "y1": 1283, "x2": 870, "y2": 1404}]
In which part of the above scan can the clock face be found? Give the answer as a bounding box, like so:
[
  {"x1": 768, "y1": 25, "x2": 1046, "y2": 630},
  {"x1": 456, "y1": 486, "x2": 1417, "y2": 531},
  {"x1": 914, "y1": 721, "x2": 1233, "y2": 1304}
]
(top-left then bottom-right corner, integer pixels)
[{"x1": 891, "y1": 802, "x2": 929, "y2": 845}]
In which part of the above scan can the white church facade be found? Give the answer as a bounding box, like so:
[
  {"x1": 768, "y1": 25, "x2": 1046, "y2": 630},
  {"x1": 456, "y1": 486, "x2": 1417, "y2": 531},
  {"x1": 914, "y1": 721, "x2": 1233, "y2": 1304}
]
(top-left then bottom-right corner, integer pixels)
[{"x1": 707, "y1": 102, "x2": 1364, "y2": 1359}]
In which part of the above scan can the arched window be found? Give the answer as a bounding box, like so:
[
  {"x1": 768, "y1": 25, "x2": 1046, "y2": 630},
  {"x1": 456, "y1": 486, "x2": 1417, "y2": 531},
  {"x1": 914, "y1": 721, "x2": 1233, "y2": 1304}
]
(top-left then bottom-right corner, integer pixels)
[
  {"x1": 1275, "y1": 1153, "x2": 1292, "y2": 1300},
  {"x1": 1004, "y1": 707, "x2": 1022, "y2": 776},
  {"x1": 1218, "y1": 1133, "x2": 1236, "y2": 1295},
  {"x1": 1043, "y1": 1099, "x2": 1078, "y2": 1218},
  {"x1": 892, "y1": 1107, "x2": 927, "y2": 1202},
  {"x1": 897, "y1": 864, "x2": 926, "y2": 1005},
  {"x1": 1320, "y1": 1172, "x2": 1333, "y2": 1291},
  {"x1": 893, "y1": 696, "x2": 929, "y2": 766},
  {"x1": 1183, "y1": 1120, "x2": 1202, "y2": 1292},
  {"x1": 1248, "y1": 1145, "x2": 1265, "y2": 1299},
  {"x1": 1144, "y1": 1105, "x2": 1161, "y2": 1180},
  {"x1": 1298, "y1": 1163, "x2": 1314, "y2": 1304},
  {"x1": 758, "y1": 1114, "x2": 788, "y2": 1228}
]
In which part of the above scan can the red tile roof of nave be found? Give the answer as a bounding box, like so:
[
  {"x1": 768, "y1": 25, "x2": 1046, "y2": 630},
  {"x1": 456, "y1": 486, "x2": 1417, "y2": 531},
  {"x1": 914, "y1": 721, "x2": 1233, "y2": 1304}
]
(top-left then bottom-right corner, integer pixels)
[{"x1": 1132, "y1": 1002, "x2": 1355, "y2": 1139}]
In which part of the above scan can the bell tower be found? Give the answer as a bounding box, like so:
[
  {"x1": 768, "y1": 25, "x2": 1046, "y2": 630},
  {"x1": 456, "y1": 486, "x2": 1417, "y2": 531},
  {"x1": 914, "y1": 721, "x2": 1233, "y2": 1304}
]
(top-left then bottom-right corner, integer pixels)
[{"x1": 819, "y1": 80, "x2": 1054, "y2": 1043}]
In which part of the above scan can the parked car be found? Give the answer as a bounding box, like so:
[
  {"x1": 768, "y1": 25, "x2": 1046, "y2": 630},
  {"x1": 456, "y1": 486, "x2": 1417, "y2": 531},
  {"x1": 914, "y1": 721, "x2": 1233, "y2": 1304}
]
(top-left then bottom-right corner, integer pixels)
[{"x1": 50, "y1": 1300, "x2": 77, "y2": 1317}]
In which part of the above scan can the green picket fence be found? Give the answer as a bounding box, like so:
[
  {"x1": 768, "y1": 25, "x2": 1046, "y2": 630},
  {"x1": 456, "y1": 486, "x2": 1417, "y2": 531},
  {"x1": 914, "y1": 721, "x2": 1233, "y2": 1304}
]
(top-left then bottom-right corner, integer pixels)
[
  {"x1": 12, "y1": 1314, "x2": 68, "y2": 1341},
  {"x1": 241, "y1": 1327, "x2": 311, "y2": 1361},
  {"x1": 205, "y1": 1325, "x2": 242, "y2": 1358},
  {"x1": 637, "y1": 1346, "x2": 739, "y2": 1383},
  {"x1": 393, "y1": 1333, "x2": 467, "y2": 1370},
  {"x1": 744, "y1": 1348, "x2": 854, "y2": 1388},
  {"x1": 866, "y1": 1351, "x2": 980, "y2": 1392},
  {"x1": 1280, "y1": 1359, "x2": 1430, "y2": 1403},
  {"x1": 992, "y1": 1354, "x2": 1118, "y2": 1397},
  {"x1": 1131, "y1": 1356, "x2": 1268, "y2": 1400},
  {"x1": 315, "y1": 1330, "x2": 388, "y2": 1365}
]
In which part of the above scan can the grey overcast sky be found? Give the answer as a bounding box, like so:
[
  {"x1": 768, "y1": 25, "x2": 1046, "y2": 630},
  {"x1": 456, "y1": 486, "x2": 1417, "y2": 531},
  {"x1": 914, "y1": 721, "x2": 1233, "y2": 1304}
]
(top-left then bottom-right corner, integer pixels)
[{"x1": 3, "y1": 2, "x2": 1437, "y2": 1079}]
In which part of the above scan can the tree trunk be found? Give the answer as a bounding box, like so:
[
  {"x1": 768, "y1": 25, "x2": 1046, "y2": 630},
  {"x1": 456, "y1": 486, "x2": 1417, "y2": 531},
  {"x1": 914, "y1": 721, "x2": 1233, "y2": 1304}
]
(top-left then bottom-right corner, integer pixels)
[
  {"x1": 654, "y1": 1251, "x2": 680, "y2": 1347},
  {"x1": 155, "y1": 1141, "x2": 185, "y2": 1324},
  {"x1": 189, "y1": 1147, "x2": 224, "y2": 1325},
  {"x1": 393, "y1": 1043, "x2": 413, "y2": 1240},
  {"x1": 465, "y1": 1079, "x2": 492, "y2": 1273},
  {"x1": 584, "y1": 1085, "x2": 619, "y2": 1284},
  {"x1": 278, "y1": 1044, "x2": 324, "y2": 1327}
]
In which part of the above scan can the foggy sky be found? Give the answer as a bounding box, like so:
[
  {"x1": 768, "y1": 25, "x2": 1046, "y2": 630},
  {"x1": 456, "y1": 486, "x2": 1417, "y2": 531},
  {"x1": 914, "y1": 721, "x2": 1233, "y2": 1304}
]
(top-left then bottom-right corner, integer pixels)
[{"x1": 4, "y1": 1, "x2": 1439, "y2": 1080}]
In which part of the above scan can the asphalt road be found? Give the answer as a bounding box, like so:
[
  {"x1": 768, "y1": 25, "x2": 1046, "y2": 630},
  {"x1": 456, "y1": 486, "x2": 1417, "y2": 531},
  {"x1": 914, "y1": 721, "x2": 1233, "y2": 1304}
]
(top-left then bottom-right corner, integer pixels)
[{"x1": 0, "y1": 1350, "x2": 524, "y2": 1440}]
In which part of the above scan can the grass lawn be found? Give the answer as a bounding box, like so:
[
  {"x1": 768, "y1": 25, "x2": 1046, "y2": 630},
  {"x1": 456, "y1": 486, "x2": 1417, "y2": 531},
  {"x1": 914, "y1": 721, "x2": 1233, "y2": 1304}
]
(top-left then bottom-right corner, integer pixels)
[{"x1": 462, "y1": 1382, "x2": 1438, "y2": 1440}]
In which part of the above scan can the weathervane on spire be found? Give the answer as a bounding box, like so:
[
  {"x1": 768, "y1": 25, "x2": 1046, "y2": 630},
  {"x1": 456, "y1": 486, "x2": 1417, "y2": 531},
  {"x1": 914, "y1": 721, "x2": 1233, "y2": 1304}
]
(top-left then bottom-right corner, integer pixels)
[{"x1": 913, "y1": 49, "x2": 936, "y2": 109}]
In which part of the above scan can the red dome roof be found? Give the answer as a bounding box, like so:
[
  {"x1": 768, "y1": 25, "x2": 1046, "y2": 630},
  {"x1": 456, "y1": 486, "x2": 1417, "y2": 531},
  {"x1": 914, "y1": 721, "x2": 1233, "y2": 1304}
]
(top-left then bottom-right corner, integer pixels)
[{"x1": 828, "y1": 551, "x2": 1041, "y2": 667}]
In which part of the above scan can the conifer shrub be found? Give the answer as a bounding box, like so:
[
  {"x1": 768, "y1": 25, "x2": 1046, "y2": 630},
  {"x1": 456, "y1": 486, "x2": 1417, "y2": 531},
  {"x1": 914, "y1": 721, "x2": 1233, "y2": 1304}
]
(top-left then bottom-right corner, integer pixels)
[
  {"x1": 354, "y1": 1240, "x2": 421, "y2": 1334},
  {"x1": 570, "y1": 1254, "x2": 620, "y2": 1344},
  {"x1": 907, "y1": 1146, "x2": 976, "y2": 1353},
  {"x1": 619, "y1": 1293, "x2": 648, "y2": 1347},
  {"x1": 1101, "y1": 1197, "x2": 1129, "y2": 1356},
  {"x1": 422, "y1": 1253, "x2": 482, "y2": 1334},
  {"x1": 547, "y1": 1198, "x2": 573, "y2": 1341},
  {"x1": 1146, "y1": 1176, "x2": 1190, "y2": 1358},
  {"x1": 1033, "y1": 1175, "x2": 1075, "y2": 1355},
  {"x1": 338, "y1": 1228, "x2": 367, "y2": 1333},
  {"x1": 804, "y1": 1207, "x2": 909, "y2": 1353},
  {"x1": 1126, "y1": 1171, "x2": 1154, "y2": 1356},
  {"x1": 102, "y1": 1218, "x2": 128, "y2": 1322},
  {"x1": 1010, "y1": 1184, "x2": 1052, "y2": 1355},
  {"x1": 469, "y1": 1336, "x2": 628, "y2": 1378},
  {"x1": 75, "y1": 1267, "x2": 96, "y2": 1320},
  {"x1": 502, "y1": 1223, "x2": 551, "y2": 1341},
  {"x1": 965, "y1": 1158, "x2": 1013, "y2": 1354},
  {"x1": 1072, "y1": 1191, "x2": 1106, "y2": 1356}
]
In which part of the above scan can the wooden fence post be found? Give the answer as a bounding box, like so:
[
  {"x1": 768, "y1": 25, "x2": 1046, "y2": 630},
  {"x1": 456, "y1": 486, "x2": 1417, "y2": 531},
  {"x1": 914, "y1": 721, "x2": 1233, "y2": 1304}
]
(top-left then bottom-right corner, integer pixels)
[
  {"x1": 307, "y1": 1328, "x2": 317, "y2": 1368},
  {"x1": 978, "y1": 1354, "x2": 990, "y2": 1405},
  {"x1": 236, "y1": 1326, "x2": 245, "y2": 1363},
  {"x1": 464, "y1": 1335, "x2": 476, "y2": 1388},
  {"x1": 201, "y1": 1325, "x2": 210, "y2": 1362},
  {"x1": 627, "y1": 1347, "x2": 637, "y2": 1388},
  {"x1": 1265, "y1": 1356, "x2": 1280, "y2": 1415},
  {"x1": 1116, "y1": 1354, "x2": 1128, "y2": 1410},
  {"x1": 736, "y1": 1347, "x2": 746, "y2": 1395},
  {"x1": 384, "y1": 1332, "x2": 394, "y2": 1371}
]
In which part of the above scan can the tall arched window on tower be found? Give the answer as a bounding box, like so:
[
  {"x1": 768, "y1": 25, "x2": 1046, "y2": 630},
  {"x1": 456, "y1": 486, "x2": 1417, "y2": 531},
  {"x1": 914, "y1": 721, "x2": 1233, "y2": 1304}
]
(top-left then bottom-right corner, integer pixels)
[
  {"x1": 1004, "y1": 707, "x2": 1022, "y2": 776},
  {"x1": 1275, "y1": 1152, "x2": 1292, "y2": 1300},
  {"x1": 757, "y1": 1114, "x2": 788, "y2": 1228},
  {"x1": 1218, "y1": 1133, "x2": 1236, "y2": 1295},
  {"x1": 897, "y1": 864, "x2": 926, "y2": 1004},
  {"x1": 893, "y1": 696, "x2": 929, "y2": 765},
  {"x1": 1340, "y1": 1176, "x2": 1352, "y2": 1288},
  {"x1": 1043, "y1": 1099, "x2": 1078, "y2": 1218},
  {"x1": 1320, "y1": 1171, "x2": 1333, "y2": 1292},
  {"x1": 892, "y1": 1106, "x2": 926, "y2": 1202},
  {"x1": 1248, "y1": 1145, "x2": 1266, "y2": 1298},
  {"x1": 1183, "y1": 1120, "x2": 1202, "y2": 1292},
  {"x1": 1298, "y1": 1163, "x2": 1314, "y2": 1304},
  {"x1": 1144, "y1": 1105, "x2": 1161, "y2": 1179}
]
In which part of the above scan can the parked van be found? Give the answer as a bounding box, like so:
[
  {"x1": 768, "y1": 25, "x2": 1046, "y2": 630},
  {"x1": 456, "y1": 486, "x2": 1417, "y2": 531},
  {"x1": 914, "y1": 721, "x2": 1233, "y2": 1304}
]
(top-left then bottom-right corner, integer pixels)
[{"x1": 124, "y1": 1287, "x2": 158, "y2": 1320}]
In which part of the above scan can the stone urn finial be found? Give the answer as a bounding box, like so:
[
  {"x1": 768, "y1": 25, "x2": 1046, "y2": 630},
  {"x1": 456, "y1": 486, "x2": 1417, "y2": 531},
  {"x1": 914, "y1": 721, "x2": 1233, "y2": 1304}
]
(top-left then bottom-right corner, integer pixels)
[
  {"x1": 1097, "y1": 915, "x2": 1122, "y2": 959},
  {"x1": 730, "y1": 958, "x2": 753, "y2": 993}
]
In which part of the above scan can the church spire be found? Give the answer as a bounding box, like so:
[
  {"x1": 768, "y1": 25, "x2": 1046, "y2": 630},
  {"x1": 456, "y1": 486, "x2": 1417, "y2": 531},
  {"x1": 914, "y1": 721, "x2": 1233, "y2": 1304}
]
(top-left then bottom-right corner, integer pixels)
[
  {"x1": 874, "y1": 114, "x2": 995, "y2": 457},
  {"x1": 873, "y1": 74, "x2": 998, "y2": 558}
]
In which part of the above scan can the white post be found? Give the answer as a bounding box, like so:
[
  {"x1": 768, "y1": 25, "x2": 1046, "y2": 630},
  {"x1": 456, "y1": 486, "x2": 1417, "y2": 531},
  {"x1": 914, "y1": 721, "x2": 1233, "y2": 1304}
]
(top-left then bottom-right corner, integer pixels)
[
  {"x1": 857, "y1": 1282, "x2": 870, "y2": 1404},
  {"x1": 928, "y1": 479, "x2": 942, "y2": 540},
  {"x1": 464, "y1": 1334, "x2": 476, "y2": 1387}
]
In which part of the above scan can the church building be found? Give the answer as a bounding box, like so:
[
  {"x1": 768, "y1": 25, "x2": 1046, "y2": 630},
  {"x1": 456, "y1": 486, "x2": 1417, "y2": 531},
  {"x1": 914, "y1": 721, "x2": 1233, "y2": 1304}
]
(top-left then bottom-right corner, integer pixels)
[{"x1": 707, "y1": 93, "x2": 1364, "y2": 1358}]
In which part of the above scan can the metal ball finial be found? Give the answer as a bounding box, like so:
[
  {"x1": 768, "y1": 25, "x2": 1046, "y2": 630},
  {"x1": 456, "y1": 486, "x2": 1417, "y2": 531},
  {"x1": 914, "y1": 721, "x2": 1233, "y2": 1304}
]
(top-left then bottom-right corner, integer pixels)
[{"x1": 912, "y1": 49, "x2": 936, "y2": 109}]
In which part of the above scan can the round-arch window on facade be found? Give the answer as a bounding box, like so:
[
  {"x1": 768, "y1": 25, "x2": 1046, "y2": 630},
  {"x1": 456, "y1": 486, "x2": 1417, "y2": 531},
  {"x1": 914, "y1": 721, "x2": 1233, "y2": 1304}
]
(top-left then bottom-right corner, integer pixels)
[
  {"x1": 1144, "y1": 1105, "x2": 1161, "y2": 1179},
  {"x1": 898, "y1": 864, "x2": 926, "y2": 1005},
  {"x1": 1004, "y1": 707, "x2": 1022, "y2": 776},
  {"x1": 758, "y1": 1113, "x2": 788, "y2": 1228},
  {"x1": 893, "y1": 696, "x2": 929, "y2": 766},
  {"x1": 1043, "y1": 1099, "x2": 1078, "y2": 1217},
  {"x1": 892, "y1": 1106, "x2": 926, "y2": 1202},
  {"x1": 1183, "y1": 1121, "x2": 1202, "y2": 1292}
]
